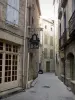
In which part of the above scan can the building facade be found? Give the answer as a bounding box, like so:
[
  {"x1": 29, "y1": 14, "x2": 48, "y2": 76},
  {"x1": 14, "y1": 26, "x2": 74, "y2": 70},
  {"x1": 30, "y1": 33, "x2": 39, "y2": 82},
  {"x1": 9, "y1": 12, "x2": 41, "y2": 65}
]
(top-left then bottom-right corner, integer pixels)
[
  {"x1": 53, "y1": 0, "x2": 60, "y2": 76},
  {"x1": 39, "y1": 18, "x2": 55, "y2": 73},
  {"x1": 54, "y1": 0, "x2": 75, "y2": 94},
  {"x1": 0, "y1": 0, "x2": 41, "y2": 96},
  {"x1": 26, "y1": 0, "x2": 41, "y2": 87}
]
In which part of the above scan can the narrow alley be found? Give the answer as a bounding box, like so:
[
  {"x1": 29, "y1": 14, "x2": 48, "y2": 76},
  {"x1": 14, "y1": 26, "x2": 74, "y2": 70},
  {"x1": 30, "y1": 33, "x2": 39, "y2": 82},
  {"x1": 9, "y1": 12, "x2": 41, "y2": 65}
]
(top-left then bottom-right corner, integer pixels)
[{"x1": 2, "y1": 73, "x2": 75, "y2": 100}]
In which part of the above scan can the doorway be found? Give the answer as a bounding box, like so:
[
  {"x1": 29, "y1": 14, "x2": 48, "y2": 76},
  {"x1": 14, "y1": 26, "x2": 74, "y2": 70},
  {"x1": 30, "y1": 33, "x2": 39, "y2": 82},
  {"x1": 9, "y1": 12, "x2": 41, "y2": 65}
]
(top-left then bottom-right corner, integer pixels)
[{"x1": 46, "y1": 61, "x2": 50, "y2": 72}]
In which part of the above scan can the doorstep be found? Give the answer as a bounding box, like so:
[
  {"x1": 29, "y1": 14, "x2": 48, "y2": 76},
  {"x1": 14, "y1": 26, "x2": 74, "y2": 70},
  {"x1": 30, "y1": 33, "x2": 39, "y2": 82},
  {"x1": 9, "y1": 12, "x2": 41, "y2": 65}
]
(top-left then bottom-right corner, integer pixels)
[{"x1": 0, "y1": 87, "x2": 23, "y2": 99}]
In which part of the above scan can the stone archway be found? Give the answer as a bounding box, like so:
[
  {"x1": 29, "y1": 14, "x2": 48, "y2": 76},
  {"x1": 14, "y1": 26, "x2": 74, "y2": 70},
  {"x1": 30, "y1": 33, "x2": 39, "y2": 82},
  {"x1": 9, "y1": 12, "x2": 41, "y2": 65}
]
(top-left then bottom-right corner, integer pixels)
[{"x1": 67, "y1": 53, "x2": 74, "y2": 80}]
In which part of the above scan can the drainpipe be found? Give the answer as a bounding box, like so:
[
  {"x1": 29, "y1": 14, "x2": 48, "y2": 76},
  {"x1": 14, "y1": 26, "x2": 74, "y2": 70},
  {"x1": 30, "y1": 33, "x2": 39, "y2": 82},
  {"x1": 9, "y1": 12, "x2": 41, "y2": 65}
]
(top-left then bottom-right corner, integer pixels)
[{"x1": 23, "y1": 0, "x2": 28, "y2": 89}]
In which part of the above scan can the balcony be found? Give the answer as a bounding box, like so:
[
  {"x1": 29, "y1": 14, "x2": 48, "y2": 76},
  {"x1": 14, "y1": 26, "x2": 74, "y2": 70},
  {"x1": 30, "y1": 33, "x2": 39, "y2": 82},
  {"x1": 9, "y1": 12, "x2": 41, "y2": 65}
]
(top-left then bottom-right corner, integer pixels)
[
  {"x1": 61, "y1": 0, "x2": 68, "y2": 8},
  {"x1": 59, "y1": 29, "x2": 67, "y2": 49},
  {"x1": 58, "y1": 3, "x2": 62, "y2": 19},
  {"x1": 58, "y1": 7, "x2": 62, "y2": 19},
  {"x1": 69, "y1": 11, "x2": 75, "y2": 37}
]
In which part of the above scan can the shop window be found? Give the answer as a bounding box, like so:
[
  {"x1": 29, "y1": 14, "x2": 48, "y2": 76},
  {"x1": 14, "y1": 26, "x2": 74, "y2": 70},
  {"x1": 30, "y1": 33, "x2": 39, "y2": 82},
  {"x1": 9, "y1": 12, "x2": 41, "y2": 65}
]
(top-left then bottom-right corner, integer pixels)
[{"x1": 0, "y1": 42, "x2": 19, "y2": 83}]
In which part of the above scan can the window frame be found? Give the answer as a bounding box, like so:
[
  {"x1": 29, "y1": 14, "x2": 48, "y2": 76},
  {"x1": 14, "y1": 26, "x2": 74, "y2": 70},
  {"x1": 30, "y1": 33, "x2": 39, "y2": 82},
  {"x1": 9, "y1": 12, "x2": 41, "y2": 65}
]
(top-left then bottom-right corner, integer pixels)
[
  {"x1": 6, "y1": 0, "x2": 19, "y2": 25},
  {"x1": 0, "y1": 42, "x2": 19, "y2": 84}
]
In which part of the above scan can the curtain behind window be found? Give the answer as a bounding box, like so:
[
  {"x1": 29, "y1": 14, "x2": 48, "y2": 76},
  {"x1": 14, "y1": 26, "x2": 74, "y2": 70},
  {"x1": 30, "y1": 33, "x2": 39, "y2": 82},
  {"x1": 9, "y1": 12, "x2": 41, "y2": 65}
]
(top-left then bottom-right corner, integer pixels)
[{"x1": 6, "y1": 0, "x2": 19, "y2": 25}]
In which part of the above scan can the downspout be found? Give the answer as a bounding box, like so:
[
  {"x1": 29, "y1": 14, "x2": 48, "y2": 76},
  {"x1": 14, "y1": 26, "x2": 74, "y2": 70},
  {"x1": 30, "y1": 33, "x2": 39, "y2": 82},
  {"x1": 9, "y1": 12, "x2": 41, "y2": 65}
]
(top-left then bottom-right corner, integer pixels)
[{"x1": 23, "y1": 0, "x2": 28, "y2": 89}]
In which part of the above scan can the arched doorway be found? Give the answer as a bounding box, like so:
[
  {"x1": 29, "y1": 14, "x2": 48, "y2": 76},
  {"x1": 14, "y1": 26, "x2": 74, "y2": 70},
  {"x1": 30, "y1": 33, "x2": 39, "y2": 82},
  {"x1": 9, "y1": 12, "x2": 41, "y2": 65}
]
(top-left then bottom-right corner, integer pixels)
[{"x1": 67, "y1": 53, "x2": 74, "y2": 80}]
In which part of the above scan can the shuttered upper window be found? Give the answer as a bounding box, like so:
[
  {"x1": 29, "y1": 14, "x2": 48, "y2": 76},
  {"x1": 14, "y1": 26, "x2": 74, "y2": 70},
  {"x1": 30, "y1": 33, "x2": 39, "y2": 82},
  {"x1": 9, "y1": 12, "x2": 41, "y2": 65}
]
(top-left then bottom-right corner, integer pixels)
[
  {"x1": 50, "y1": 49, "x2": 53, "y2": 59},
  {"x1": 44, "y1": 48, "x2": 47, "y2": 58},
  {"x1": 6, "y1": 0, "x2": 19, "y2": 25},
  {"x1": 50, "y1": 36, "x2": 53, "y2": 46}
]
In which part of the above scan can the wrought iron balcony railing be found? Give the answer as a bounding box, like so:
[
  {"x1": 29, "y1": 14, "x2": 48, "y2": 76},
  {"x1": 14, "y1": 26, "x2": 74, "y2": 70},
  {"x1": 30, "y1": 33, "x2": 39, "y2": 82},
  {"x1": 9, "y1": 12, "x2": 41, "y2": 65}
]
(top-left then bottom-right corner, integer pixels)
[
  {"x1": 58, "y1": 5, "x2": 62, "y2": 19},
  {"x1": 61, "y1": 0, "x2": 68, "y2": 8},
  {"x1": 59, "y1": 29, "x2": 67, "y2": 49},
  {"x1": 69, "y1": 10, "x2": 75, "y2": 37}
]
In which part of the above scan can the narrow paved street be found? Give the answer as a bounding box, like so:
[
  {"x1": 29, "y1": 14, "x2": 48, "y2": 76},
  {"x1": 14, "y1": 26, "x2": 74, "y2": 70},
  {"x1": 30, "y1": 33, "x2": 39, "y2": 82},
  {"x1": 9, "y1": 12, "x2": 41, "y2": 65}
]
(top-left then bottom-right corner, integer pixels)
[{"x1": 3, "y1": 73, "x2": 75, "y2": 100}]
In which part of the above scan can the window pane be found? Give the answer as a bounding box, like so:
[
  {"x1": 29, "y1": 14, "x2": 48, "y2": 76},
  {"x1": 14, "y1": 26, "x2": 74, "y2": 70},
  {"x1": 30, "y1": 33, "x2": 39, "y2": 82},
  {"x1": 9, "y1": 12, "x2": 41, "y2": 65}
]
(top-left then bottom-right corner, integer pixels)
[
  {"x1": 8, "y1": 77, "x2": 11, "y2": 82},
  {"x1": 5, "y1": 60, "x2": 8, "y2": 65},
  {"x1": 9, "y1": 66, "x2": 11, "y2": 70},
  {"x1": 5, "y1": 66, "x2": 8, "y2": 70},
  {"x1": 0, "y1": 60, "x2": 2, "y2": 65},
  {"x1": 0, "y1": 54, "x2": 2, "y2": 59},
  {"x1": 0, "y1": 66, "x2": 2, "y2": 71},
  {"x1": 6, "y1": 44, "x2": 11, "y2": 52},
  {"x1": 9, "y1": 60, "x2": 11, "y2": 65},
  {"x1": 0, "y1": 72, "x2": 2, "y2": 77},
  {"x1": 5, "y1": 77, "x2": 7, "y2": 82},
  {"x1": 8, "y1": 71, "x2": 11, "y2": 76},
  {"x1": 6, "y1": 54, "x2": 8, "y2": 59},
  {"x1": 5, "y1": 72, "x2": 8, "y2": 76},
  {"x1": 12, "y1": 76, "x2": 14, "y2": 81},
  {"x1": 15, "y1": 71, "x2": 17, "y2": 75},
  {"x1": 15, "y1": 76, "x2": 17, "y2": 80},
  {"x1": 0, "y1": 42, "x2": 3, "y2": 50}
]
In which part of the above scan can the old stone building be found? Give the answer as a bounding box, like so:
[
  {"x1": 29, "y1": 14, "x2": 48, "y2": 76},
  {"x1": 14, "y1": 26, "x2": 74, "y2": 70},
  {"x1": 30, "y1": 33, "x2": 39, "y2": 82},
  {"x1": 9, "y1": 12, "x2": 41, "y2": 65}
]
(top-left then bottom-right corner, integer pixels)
[
  {"x1": 54, "y1": 0, "x2": 75, "y2": 94},
  {"x1": 0, "y1": 0, "x2": 41, "y2": 96},
  {"x1": 39, "y1": 18, "x2": 55, "y2": 73},
  {"x1": 53, "y1": 0, "x2": 60, "y2": 76},
  {"x1": 26, "y1": 0, "x2": 41, "y2": 87}
]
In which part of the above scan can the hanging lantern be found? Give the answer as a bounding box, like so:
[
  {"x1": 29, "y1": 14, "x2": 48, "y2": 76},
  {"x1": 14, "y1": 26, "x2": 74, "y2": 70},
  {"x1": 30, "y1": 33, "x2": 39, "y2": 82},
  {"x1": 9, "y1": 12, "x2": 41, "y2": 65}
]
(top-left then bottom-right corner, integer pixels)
[{"x1": 29, "y1": 34, "x2": 40, "y2": 49}]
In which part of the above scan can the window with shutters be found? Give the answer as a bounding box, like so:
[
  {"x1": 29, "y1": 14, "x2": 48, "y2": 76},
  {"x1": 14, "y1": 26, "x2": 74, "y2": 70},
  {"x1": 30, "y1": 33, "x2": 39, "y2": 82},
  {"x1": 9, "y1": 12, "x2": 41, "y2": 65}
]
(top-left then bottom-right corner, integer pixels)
[
  {"x1": 50, "y1": 36, "x2": 53, "y2": 46},
  {"x1": 50, "y1": 49, "x2": 53, "y2": 59},
  {"x1": 44, "y1": 34, "x2": 48, "y2": 44},
  {"x1": 51, "y1": 27, "x2": 52, "y2": 31},
  {"x1": 44, "y1": 48, "x2": 47, "y2": 58},
  {"x1": 45, "y1": 25, "x2": 47, "y2": 29},
  {"x1": 6, "y1": 0, "x2": 19, "y2": 25}
]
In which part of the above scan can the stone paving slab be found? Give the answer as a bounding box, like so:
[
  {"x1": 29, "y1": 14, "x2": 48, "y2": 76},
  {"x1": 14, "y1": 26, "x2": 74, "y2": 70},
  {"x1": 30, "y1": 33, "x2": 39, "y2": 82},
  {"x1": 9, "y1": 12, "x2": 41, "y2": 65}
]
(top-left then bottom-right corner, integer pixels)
[{"x1": 2, "y1": 73, "x2": 75, "y2": 100}]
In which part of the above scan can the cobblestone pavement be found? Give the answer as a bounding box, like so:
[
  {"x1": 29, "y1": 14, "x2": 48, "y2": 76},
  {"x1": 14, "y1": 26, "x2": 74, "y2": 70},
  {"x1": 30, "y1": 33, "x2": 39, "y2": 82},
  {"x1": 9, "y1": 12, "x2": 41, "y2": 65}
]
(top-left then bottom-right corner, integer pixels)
[{"x1": 2, "y1": 73, "x2": 75, "y2": 100}]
